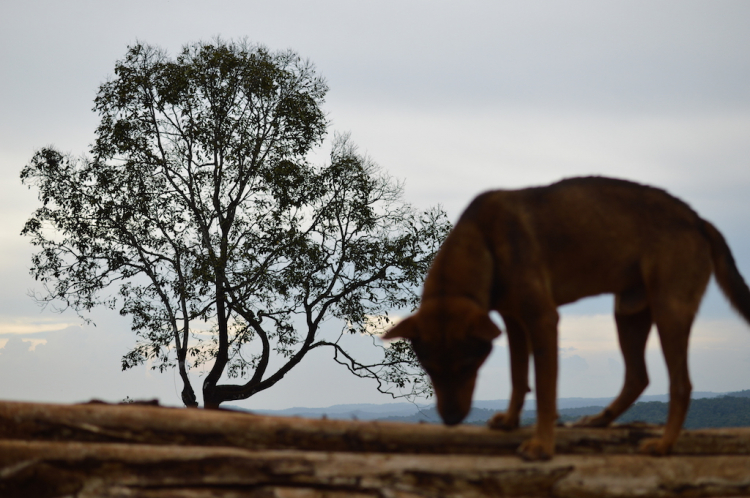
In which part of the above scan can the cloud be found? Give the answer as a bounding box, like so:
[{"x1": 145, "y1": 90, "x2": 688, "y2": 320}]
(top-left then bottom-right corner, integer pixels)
[
  {"x1": 544, "y1": 311, "x2": 750, "y2": 397},
  {"x1": 608, "y1": 357, "x2": 623, "y2": 376},
  {"x1": 558, "y1": 314, "x2": 621, "y2": 354},
  {"x1": 21, "y1": 339, "x2": 47, "y2": 351},
  {"x1": 0, "y1": 324, "x2": 183, "y2": 405},
  {"x1": 0, "y1": 315, "x2": 79, "y2": 335},
  {"x1": 561, "y1": 354, "x2": 589, "y2": 375}
]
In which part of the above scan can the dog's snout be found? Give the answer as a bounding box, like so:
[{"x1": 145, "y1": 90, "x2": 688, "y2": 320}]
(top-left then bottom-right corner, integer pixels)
[
  {"x1": 438, "y1": 403, "x2": 468, "y2": 426},
  {"x1": 441, "y1": 411, "x2": 465, "y2": 426},
  {"x1": 435, "y1": 382, "x2": 474, "y2": 427}
]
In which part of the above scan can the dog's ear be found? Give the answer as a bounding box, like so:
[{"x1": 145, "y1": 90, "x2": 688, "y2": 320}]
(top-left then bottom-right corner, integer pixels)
[
  {"x1": 470, "y1": 313, "x2": 502, "y2": 342},
  {"x1": 382, "y1": 316, "x2": 418, "y2": 340}
]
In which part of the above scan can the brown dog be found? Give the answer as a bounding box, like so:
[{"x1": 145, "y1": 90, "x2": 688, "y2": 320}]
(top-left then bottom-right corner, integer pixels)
[{"x1": 384, "y1": 176, "x2": 750, "y2": 460}]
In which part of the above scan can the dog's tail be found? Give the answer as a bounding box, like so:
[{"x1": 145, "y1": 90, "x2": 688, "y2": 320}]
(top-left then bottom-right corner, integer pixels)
[{"x1": 703, "y1": 220, "x2": 750, "y2": 324}]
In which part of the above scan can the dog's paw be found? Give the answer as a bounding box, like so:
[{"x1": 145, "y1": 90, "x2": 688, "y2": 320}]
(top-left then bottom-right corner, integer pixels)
[
  {"x1": 571, "y1": 413, "x2": 611, "y2": 428},
  {"x1": 517, "y1": 438, "x2": 553, "y2": 461},
  {"x1": 638, "y1": 437, "x2": 672, "y2": 456},
  {"x1": 487, "y1": 412, "x2": 519, "y2": 431}
]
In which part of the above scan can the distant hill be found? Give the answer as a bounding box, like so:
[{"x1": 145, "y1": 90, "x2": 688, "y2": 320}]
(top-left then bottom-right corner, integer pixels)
[
  {"x1": 517, "y1": 394, "x2": 750, "y2": 429},
  {"x1": 616, "y1": 395, "x2": 750, "y2": 428},
  {"x1": 231, "y1": 390, "x2": 750, "y2": 428},
  {"x1": 381, "y1": 404, "x2": 606, "y2": 425},
  {"x1": 242, "y1": 402, "x2": 426, "y2": 421},
  {"x1": 724, "y1": 389, "x2": 750, "y2": 398}
]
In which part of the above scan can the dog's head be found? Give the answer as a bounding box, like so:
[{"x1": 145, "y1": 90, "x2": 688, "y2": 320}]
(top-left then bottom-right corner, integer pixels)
[{"x1": 383, "y1": 300, "x2": 501, "y2": 426}]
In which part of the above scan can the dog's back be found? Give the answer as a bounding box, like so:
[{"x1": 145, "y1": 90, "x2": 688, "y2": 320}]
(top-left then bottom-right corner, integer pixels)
[{"x1": 458, "y1": 177, "x2": 727, "y2": 309}]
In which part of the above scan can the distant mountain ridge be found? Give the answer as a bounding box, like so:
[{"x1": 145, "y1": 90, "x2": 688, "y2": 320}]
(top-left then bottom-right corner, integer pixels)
[{"x1": 232, "y1": 390, "x2": 748, "y2": 425}]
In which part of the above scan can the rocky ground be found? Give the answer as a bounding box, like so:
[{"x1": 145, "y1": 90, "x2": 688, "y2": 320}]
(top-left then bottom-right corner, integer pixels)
[{"x1": 1, "y1": 400, "x2": 750, "y2": 497}]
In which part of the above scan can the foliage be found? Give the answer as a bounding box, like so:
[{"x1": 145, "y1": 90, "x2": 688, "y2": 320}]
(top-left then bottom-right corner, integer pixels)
[{"x1": 21, "y1": 39, "x2": 450, "y2": 408}]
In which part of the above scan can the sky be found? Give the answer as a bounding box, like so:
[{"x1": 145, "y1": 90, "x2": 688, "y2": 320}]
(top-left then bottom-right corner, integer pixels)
[{"x1": 1, "y1": 1, "x2": 750, "y2": 411}]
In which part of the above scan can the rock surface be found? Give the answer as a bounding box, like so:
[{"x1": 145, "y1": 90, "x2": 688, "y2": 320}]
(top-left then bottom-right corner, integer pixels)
[{"x1": 1, "y1": 400, "x2": 749, "y2": 497}]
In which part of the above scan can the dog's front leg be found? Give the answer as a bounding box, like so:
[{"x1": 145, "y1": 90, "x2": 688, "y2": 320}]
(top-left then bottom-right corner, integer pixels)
[
  {"x1": 488, "y1": 315, "x2": 528, "y2": 431},
  {"x1": 517, "y1": 308, "x2": 559, "y2": 461}
]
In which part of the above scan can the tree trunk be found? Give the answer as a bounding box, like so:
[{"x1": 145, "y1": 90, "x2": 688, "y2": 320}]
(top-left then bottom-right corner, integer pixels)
[{"x1": 202, "y1": 277, "x2": 230, "y2": 409}]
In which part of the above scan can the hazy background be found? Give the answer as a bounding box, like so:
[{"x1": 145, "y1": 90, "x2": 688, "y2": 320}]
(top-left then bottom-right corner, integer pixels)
[{"x1": 1, "y1": 1, "x2": 749, "y2": 410}]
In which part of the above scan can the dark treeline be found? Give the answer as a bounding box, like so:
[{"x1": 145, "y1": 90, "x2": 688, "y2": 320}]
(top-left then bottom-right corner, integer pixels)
[
  {"x1": 380, "y1": 390, "x2": 750, "y2": 428},
  {"x1": 617, "y1": 395, "x2": 750, "y2": 429},
  {"x1": 530, "y1": 392, "x2": 750, "y2": 429}
]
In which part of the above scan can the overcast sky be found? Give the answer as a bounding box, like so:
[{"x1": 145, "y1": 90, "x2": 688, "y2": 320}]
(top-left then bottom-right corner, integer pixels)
[{"x1": 1, "y1": 1, "x2": 750, "y2": 410}]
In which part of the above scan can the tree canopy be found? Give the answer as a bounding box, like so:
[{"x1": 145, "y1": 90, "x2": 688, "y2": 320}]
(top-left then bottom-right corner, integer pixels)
[{"x1": 21, "y1": 39, "x2": 450, "y2": 408}]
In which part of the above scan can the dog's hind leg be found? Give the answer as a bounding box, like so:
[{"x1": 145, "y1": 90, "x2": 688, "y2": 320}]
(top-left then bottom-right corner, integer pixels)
[
  {"x1": 573, "y1": 303, "x2": 652, "y2": 427},
  {"x1": 639, "y1": 240, "x2": 711, "y2": 455},
  {"x1": 488, "y1": 316, "x2": 529, "y2": 430},
  {"x1": 639, "y1": 310, "x2": 694, "y2": 455}
]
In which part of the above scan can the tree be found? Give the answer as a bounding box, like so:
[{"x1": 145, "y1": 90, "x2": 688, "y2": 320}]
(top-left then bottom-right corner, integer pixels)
[{"x1": 21, "y1": 39, "x2": 450, "y2": 408}]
